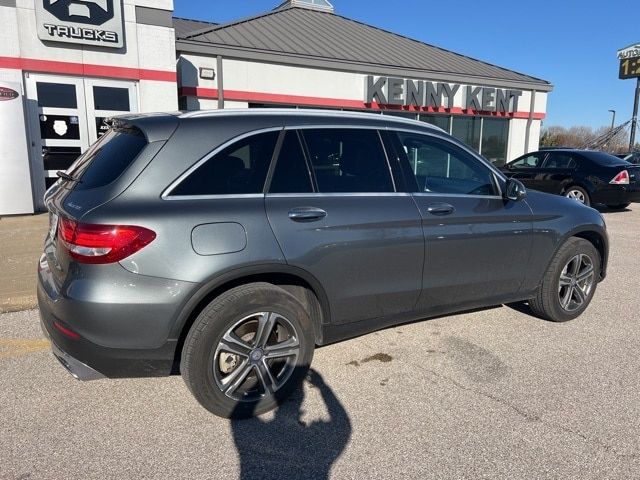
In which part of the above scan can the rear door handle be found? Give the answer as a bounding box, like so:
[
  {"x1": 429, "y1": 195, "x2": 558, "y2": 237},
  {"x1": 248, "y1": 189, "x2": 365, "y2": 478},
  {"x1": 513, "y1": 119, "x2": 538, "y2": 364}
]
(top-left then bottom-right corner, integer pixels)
[
  {"x1": 288, "y1": 207, "x2": 327, "y2": 222},
  {"x1": 426, "y1": 203, "x2": 455, "y2": 216}
]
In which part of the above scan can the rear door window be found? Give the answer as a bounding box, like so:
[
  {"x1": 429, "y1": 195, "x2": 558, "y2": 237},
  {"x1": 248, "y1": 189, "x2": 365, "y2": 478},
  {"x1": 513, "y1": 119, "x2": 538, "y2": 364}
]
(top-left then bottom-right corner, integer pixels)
[
  {"x1": 542, "y1": 153, "x2": 578, "y2": 169},
  {"x1": 268, "y1": 131, "x2": 314, "y2": 193},
  {"x1": 301, "y1": 129, "x2": 394, "y2": 193},
  {"x1": 171, "y1": 131, "x2": 279, "y2": 196},
  {"x1": 67, "y1": 126, "x2": 147, "y2": 191}
]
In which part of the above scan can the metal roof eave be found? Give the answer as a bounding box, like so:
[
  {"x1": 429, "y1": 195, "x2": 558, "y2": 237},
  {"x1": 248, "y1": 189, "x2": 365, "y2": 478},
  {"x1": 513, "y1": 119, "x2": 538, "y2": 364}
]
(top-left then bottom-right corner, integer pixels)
[{"x1": 176, "y1": 40, "x2": 554, "y2": 92}]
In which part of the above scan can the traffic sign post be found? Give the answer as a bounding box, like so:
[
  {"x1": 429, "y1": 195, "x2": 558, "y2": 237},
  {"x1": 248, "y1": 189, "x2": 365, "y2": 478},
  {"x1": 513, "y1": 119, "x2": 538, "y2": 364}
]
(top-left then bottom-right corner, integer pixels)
[{"x1": 618, "y1": 43, "x2": 640, "y2": 151}]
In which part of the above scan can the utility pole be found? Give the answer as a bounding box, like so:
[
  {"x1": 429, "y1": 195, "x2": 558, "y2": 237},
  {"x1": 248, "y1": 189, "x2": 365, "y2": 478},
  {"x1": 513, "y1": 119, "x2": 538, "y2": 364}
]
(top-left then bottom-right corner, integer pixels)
[
  {"x1": 608, "y1": 109, "x2": 616, "y2": 129},
  {"x1": 630, "y1": 77, "x2": 640, "y2": 151}
]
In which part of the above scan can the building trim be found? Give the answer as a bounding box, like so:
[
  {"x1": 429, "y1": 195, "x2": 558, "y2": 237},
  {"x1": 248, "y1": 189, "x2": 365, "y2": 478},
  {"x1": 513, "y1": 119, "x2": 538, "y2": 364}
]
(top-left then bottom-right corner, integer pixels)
[
  {"x1": 136, "y1": 7, "x2": 174, "y2": 28},
  {"x1": 0, "y1": 56, "x2": 177, "y2": 82},
  {"x1": 176, "y1": 41, "x2": 553, "y2": 93},
  {"x1": 178, "y1": 86, "x2": 546, "y2": 120}
]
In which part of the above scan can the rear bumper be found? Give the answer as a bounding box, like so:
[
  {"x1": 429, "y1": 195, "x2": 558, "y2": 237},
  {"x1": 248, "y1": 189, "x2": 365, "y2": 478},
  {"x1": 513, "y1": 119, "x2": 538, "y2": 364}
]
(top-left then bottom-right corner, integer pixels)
[
  {"x1": 37, "y1": 254, "x2": 194, "y2": 378},
  {"x1": 592, "y1": 184, "x2": 640, "y2": 205}
]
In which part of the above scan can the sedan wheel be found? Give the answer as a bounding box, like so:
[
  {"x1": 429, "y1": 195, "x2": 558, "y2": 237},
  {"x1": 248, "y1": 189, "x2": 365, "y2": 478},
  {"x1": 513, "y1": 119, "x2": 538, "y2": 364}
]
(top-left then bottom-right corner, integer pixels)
[{"x1": 564, "y1": 187, "x2": 590, "y2": 206}]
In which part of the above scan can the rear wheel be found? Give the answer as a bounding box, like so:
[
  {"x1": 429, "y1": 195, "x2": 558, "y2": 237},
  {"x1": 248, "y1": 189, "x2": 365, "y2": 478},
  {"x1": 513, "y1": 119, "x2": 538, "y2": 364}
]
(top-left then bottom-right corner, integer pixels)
[
  {"x1": 181, "y1": 283, "x2": 315, "y2": 418},
  {"x1": 606, "y1": 203, "x2": 630, "y2": 210},
  {"x1": 529, "y1": 237, "x2": 599, "y2": 322},
  {"x1": 564, "y1": 186, "x2": 590, "y2": 206}
]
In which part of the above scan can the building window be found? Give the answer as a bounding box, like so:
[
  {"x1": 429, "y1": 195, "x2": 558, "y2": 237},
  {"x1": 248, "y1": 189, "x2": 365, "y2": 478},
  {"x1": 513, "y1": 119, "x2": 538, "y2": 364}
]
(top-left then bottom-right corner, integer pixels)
[
  {"x1": 481, "y1": 118, "x2": 509, "y2": 166},
  {"x1": 451, "y1": 116, "x2": 481, "y2": 152},
  {"x1": 419, "y1": 114, "x2": 450, "y2": 133}
]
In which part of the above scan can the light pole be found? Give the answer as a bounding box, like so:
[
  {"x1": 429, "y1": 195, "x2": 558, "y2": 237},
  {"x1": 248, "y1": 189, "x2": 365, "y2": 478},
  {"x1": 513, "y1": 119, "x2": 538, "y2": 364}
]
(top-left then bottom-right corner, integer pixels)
[{"x1": 608, "y1": 109, "x2": 616, "y2": 130}]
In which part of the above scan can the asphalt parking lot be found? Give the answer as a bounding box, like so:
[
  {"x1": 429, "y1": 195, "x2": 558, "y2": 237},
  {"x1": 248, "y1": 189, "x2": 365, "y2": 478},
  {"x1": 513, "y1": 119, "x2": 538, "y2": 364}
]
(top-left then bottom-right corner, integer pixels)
[{"x1": 2, "y1": 205, "x2": 639, "y2": 480}]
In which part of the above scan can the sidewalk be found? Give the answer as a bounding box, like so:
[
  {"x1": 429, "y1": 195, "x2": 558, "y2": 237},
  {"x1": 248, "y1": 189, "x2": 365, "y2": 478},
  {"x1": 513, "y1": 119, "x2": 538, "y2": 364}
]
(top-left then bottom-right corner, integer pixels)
[{"x1": 0, "y1": 213, "x2": 48, "y2": 313}]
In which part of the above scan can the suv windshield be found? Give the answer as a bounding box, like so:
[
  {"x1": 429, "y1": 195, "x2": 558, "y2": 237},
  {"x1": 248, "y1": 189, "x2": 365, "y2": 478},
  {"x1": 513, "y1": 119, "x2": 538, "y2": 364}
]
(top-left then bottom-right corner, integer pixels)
[{"x1": 66, "y1": 126, "x2": 147, "y2": 190}]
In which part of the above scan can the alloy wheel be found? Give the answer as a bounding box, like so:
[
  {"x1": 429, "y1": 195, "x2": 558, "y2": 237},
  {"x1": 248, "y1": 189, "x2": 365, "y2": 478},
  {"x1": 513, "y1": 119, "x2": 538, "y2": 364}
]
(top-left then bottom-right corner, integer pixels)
[
  {"x1": 557, "y1": 254, "x2": 595, "y2": 312},
  {"x1": 213, "y1": 312, "x2": 300, "y2": 402},
  {"x1": 565, "y1": 189, "x2": 586, "y2": 204}
]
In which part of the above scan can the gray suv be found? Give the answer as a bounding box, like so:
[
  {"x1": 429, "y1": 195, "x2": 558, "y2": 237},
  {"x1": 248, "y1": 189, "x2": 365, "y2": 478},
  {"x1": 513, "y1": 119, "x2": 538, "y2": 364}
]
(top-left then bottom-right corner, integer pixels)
[{"x1": 38, "y1": 110, "x2": 608, "y2": 418}]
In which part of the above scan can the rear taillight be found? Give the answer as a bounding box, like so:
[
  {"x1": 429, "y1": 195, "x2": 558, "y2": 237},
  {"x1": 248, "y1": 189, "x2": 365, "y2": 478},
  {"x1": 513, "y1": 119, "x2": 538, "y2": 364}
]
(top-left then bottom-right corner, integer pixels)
[
  {"x1": 610, "y1": 170, "x2": 630, "y2": 185},
  {"x1": 58, "y1": 217, "x2": 156, "y2": 264}
]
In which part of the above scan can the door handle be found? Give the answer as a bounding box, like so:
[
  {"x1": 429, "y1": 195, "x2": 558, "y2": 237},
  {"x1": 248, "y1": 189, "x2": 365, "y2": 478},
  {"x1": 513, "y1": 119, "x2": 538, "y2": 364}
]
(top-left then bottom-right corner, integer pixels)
[
  {"x1": 288, "y1": 207, "x2": 327, "y2": 222},
  {"x1": 426, "y1": 203, "x2": 455, "y2": 216}
]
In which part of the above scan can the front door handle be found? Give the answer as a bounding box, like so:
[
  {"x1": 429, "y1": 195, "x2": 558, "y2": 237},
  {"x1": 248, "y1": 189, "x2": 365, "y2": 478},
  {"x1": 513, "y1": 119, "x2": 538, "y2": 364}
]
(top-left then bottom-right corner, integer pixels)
[
  {"x1": 288, "y1": 207, "x2": 327, "y2": 222},
  {"x1": 426, "y1": 203, "x2": 455, "y2": 216}
]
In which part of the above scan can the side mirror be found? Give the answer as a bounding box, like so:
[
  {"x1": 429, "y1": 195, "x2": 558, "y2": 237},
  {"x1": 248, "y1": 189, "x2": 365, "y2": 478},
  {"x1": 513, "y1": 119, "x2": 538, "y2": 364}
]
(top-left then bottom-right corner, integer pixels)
[{"x1": 505, "y1": 178, "x2": 527, "y2": 202}]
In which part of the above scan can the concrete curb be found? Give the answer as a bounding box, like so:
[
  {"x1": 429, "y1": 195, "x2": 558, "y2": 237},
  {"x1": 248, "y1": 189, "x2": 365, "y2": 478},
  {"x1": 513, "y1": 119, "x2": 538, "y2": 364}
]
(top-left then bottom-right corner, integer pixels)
[{"x1": 1, "y1": 295, "x2": 38, "y2": 314}]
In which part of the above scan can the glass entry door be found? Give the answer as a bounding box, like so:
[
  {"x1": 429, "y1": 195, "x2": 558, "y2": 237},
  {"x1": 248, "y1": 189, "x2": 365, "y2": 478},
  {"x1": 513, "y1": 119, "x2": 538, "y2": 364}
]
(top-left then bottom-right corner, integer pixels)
[{"x1": 24, "y1": 73, "x2": 138, "y2": 207}]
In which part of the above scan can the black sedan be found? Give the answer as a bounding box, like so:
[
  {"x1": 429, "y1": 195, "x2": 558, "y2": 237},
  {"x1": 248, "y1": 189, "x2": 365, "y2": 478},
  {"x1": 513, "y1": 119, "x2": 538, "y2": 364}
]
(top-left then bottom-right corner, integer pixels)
[{"x1": 502, "y1": 149, "x2": 640, "y2": 209}]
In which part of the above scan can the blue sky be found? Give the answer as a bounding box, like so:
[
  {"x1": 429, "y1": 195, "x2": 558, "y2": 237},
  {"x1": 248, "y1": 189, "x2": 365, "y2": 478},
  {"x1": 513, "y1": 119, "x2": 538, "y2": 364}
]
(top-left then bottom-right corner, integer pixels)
[{"x1": 174, "y1": 1, "x2": 640, "y2": 129}]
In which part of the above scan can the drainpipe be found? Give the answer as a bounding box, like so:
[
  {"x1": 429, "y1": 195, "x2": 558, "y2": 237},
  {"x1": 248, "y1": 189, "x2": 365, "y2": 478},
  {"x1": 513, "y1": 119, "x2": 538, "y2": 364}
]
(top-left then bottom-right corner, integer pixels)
[
  {"x1": 524, "y1": 89, "x2": 537, "y2": 154},
  {"x1": 216, "y1": 55, "x2": 224, "y2": 109}
]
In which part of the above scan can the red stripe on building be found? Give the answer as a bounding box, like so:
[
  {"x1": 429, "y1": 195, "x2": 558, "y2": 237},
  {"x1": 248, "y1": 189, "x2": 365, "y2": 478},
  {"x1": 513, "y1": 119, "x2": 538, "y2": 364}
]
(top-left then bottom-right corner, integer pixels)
[
  {"x1": 0, "y1": 56, "x2": 176, "y2": 82},
  {"x1": 179, "y1": 86, "x2": 546, "y2": 120}
]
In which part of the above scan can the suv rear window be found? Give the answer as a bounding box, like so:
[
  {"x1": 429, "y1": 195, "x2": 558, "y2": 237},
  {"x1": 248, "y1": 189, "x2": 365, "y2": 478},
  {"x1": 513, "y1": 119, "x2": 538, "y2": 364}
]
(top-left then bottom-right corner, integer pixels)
[{"x1": 67, "y1": 126, "x2": 147, "y2": 191}]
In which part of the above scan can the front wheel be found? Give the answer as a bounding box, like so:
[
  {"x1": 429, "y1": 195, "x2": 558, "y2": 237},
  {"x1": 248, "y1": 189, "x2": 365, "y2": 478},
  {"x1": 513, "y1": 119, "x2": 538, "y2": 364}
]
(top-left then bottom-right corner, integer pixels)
[
  {"x1": 564, "y1": 186, "x2": 591, "y2": 206},
  {"x1": 529, "y1": 237, "x2": 599, "y2": 322},
  {"x1": 181, "y1": 283, "x2": 315, "y2": 418}
]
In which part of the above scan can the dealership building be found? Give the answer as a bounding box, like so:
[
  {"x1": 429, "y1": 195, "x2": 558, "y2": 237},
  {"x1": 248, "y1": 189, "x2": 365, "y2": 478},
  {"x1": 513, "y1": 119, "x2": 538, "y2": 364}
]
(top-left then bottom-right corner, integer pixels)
[{"x1": 0, "y1": 0, "x2": 551, "y2": 215}]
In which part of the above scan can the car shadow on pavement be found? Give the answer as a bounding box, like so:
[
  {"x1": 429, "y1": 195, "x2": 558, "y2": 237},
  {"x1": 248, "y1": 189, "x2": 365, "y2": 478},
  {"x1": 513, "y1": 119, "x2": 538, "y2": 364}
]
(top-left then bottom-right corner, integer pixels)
[{"x1": 230, "y1": 368, "x2": 351, "y2": 480}]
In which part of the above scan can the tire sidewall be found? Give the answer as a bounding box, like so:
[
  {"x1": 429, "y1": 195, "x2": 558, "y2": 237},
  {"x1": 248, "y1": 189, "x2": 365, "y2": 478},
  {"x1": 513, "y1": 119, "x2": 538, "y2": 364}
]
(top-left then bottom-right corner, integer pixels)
[{"x1": 183, "y1": 285, "x2": 314, "y2": 418}]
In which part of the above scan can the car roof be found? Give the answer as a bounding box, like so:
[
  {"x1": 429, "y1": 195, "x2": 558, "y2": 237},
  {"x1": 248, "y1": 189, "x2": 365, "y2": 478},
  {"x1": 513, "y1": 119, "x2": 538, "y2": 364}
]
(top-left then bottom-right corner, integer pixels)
[{"x1": 113, "y1": 108, "x2": 445, "y2": 139}]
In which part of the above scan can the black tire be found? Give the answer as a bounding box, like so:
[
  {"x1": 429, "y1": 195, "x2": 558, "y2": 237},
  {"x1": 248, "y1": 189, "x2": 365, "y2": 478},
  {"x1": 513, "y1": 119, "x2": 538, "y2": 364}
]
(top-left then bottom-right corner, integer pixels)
[
  {"x1": 606, "y1": 203, "x2": 630, "y2": 210},
  {"x1": 529, "y1": 237, "x2": 599, "y2": 322},
  {"x1": 181, "y1": 282, "x2": 315, "y2": 419},
  {"x1": 564, "y1": 186, "x2": 591, "y2": 206}
]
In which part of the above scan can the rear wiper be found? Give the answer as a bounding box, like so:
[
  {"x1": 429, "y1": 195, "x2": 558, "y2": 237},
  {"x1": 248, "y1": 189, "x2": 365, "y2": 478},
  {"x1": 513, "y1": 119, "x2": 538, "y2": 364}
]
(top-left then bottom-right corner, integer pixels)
[{"x1": 56, "y1": 171, "x2": 82, "y2": 183}]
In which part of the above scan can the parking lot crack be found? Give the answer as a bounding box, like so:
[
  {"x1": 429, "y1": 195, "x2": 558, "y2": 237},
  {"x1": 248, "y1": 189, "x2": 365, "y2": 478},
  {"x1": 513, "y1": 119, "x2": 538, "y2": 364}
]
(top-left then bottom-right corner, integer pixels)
[{"x1": 410, "y1": 361, "x2": 639, "y2": 460}]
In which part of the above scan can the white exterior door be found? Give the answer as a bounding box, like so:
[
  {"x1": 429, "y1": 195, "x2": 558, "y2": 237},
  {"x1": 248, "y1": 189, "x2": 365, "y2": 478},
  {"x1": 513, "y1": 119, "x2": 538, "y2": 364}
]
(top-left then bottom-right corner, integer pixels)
[{"x1": 24, "y1": 74, "x2": 138, "y2": 209}]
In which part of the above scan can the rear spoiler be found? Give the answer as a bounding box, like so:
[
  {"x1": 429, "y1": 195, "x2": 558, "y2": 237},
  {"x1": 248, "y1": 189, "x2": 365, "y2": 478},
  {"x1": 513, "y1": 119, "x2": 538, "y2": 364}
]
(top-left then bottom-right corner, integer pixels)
[{"x1": 106, "y1": 113, "x2": 180, "y2": 143}]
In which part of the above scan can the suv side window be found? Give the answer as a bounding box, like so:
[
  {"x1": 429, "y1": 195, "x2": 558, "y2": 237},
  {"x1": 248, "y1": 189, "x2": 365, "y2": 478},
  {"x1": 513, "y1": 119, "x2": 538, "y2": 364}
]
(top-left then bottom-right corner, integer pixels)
[
  {"x1": 543, "y1": 152, "x2": 578, "y2": 169},
  {"x1": 171, "y1": 131, "x2": 279, "y2": 196},
  {"x1": 510, "y1": 153, "x2": 544, "y2": 168},
  {"x1": 301, "y1": 129, "x2": 394, "y2": 193},
  {"x1": 269, "y1": 131, "x2": 314, "y2": 193},
  {"x1": 394, "y1": 132, "x2": 499, "y2": 196}
]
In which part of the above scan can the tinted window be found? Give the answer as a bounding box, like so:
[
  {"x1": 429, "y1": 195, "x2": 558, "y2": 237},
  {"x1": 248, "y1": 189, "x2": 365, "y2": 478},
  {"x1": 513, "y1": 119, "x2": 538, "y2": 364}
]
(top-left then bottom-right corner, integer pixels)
[
  {"x1": 172, "y1": 131, "x2": 279, "y2": 196},
  {"x1": 481, "y1": 118, "x2": 509, "y2": 166},
  {"x1": 510, "y1": 153, "x2": 544, "y2": 168},
  {"x1": 583, "y1": 151, "x2": 631, "y2": 166},
  {"x1": 451, "y1": 116, "x2": 481, "y2": 151},
  {"x1": 36, "y1": 82, "x2": 77, "y2": 109},
  {"x1": 269, "y1": 132, "x2": 313, "y2": 193},
  {"x1": 93, "y1": 86, "x2": 130, "y2": 111},
  {"x1": 543, "y1": 153, "x2": 577, "y2": 169},
  {"x1": 395, "y1": 132, "x2": 499, "y2": 196},
  {"x1": 67, "y1": 127, "x2": 147, "y2": 190},
  {"x1": 302, "y1": 129, "x2": 394, "y2": 193}
]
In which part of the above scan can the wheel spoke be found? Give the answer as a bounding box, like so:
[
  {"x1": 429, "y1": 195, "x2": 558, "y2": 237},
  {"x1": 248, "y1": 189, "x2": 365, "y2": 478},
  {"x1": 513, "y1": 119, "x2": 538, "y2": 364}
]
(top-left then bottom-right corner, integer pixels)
[
  {"x1": 569, "y1": 256, "x2": 581, "y2": 276},
  {"x1": 573, "y1": 285, "x2": 587, "y2": 306},
  {"x1": 559, "y1": 274, "x2": 573, "y2": 287},
  {"x1": 254, "y1": 312, "x2": 276, "y2": 348},
  {"x1": 560, "y1": 286, "x2": 573, "y2": 309},
  {"x1": 576, "y1": 264, "x2": 594, "y2": 283},
  {"x1": 264, "y1": 337, "x2": 299, "y2": 359},
  {"x1": 254, "y1": 361, "x2": 277, "y2": 395},
  {"x1": 219, "y1": 332, "x2": 252, "y2": 357},
  {"x1": 222, "y1": 360, "x2": 252, "y2": 395}
]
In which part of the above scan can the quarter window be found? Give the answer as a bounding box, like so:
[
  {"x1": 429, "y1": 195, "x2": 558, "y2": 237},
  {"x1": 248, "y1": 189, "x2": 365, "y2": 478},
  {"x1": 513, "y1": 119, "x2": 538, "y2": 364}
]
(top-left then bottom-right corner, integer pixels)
[
  {"x1": 394, "y1": 132, "x2": 499, "y2": 196},
  {"x1": 171, "y1": 131, "x2": 279, "y2": 196},
  {"x1": 301, "y1": 129, "x2": 394, "y2": 193}
]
